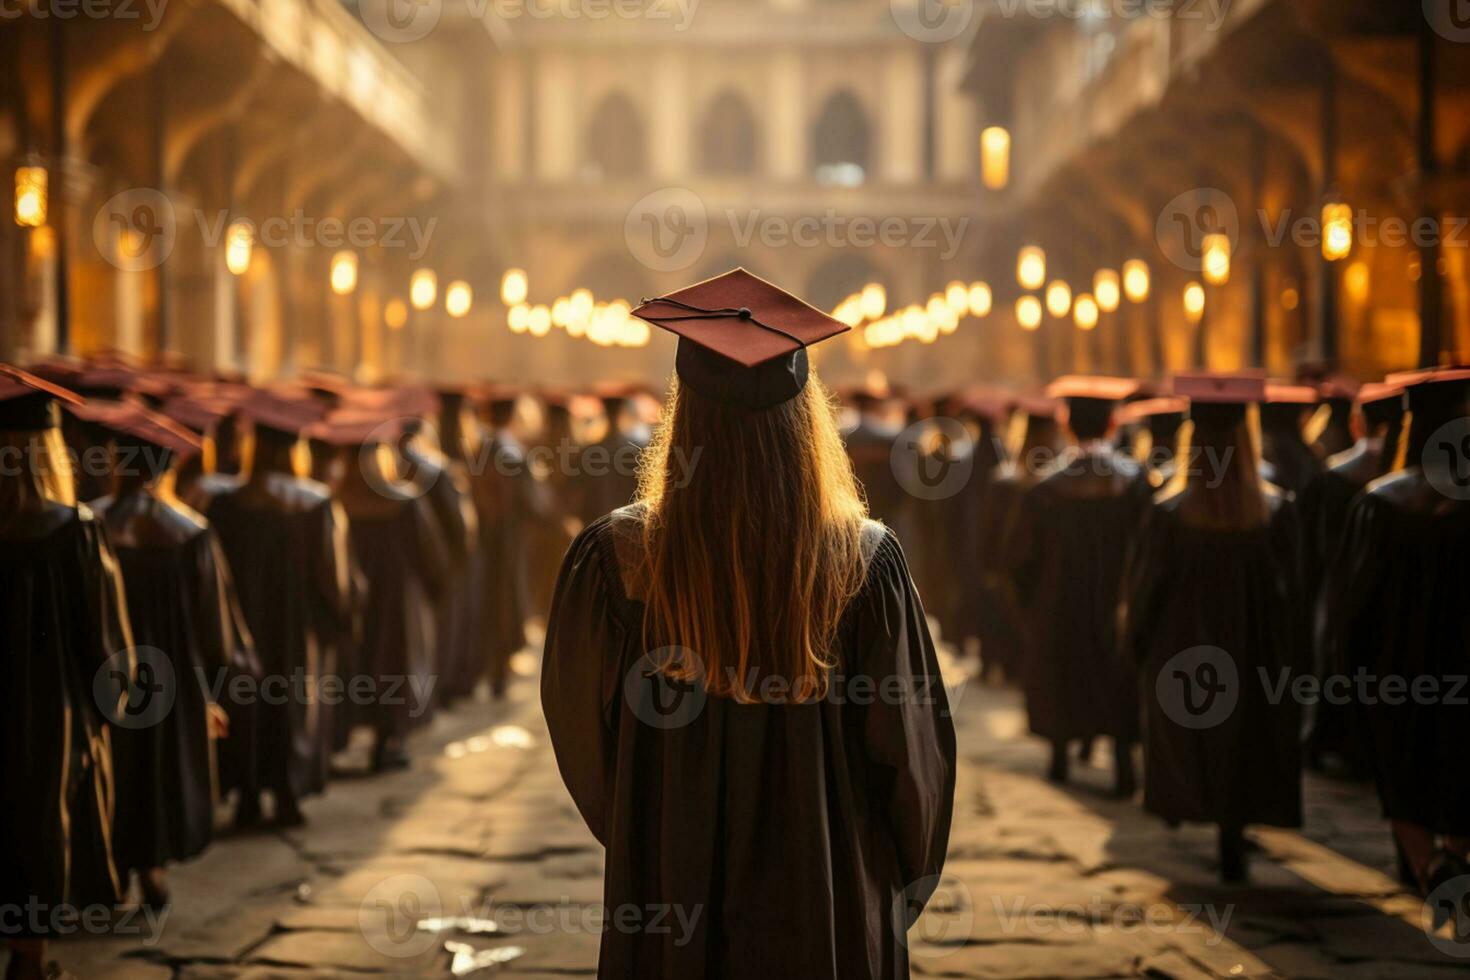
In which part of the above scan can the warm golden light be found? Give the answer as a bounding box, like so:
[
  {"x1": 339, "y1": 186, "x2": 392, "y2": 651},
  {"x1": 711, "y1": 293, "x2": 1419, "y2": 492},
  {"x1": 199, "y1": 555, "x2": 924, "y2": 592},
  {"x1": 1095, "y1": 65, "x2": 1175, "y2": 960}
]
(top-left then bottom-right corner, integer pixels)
[
  {"x1": 384, "y1": 298, "x2": 408, "y2": 331},
  {"x1": 410, "y1": 268, "x2": 437, "y2": 310},
  {"x1": 330, "y1": 251, "x2": 358, "y2": 295},
  {"x1": 980, "y1": 126, "x2": 1010, "y2": 191},
  {"x1": 1322, "y1": 202, "x2": 1352, "y2": 261},
  {"x1": 551, "y1": 297, "x2": 571, "y2": 327},
  {"x1": 1345, "y1": 261, "x2": 1370, "y2": 305},
  {"x1": 968, "y1": 281, "x2": 992, "y2": 317},
  {"x1": 1018, "y1": 246, "x2": 1046, "y2": 291},
  {"x1": 860, "y1": 282, "x2": 886, "y2": 321},
  {"x1": 445, "y1": 280, "x2": 473, "y2": 318},
  {"x1": 1183, "y1": 281, "x2": 1206, "y2": 323},
  {"x1": 1016, "y1": 295, "x2": 1043, "y2": 331},
  {"x1": 1093, "y1": 269, "x2": 1120, "y2": 313},
  {"x1": 1122, "y1": 259, "x2": 1150, "y2": 302},
  {"x1": 527, "y1": 303, "x2": 551, "y2": 334},
  {"x1": 944, "y1": 281, "x2": 969, "y2": 316},
  {"x1": 225, "y1": 221, "x2": 253, "y2": 276},
  {"x1": 508, "y1": 304, "x2": 531, "y2": 333},
  {"x1": 1281, "y1": 287, "x2": 1300, "y2": 311},
  {"x1": 1202, "y1": 232, "x2": 1231, "y2": 286},
  {"x1": 1045, "y1": 280, "x2": 1072, "y2": 318},
  {"x1": 501, "y1": 268, "x2": 529, "y2": 305},
  {"x1": 834, "y1": 296, "x2": 864, "y2": 328},
  {"x1": 1074, "y1": 293, "x2": 1099, "y2": 331},
  {"x1": 15, "y1": 166, "x2": 47, "y2": 227}
]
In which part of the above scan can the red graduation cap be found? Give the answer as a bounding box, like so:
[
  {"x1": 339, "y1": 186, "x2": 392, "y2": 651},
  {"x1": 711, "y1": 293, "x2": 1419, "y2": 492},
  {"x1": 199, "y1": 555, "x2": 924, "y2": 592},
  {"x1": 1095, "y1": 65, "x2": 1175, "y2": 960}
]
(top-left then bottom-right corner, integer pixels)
[
  {"x1": 91, "y1": 403, "x2": 204, "y2": 462},
  {"x1": 241, "y1": 389, "x2": 327, "y2": 438},
  {"x1": 1357, "y1": 382, "x2": 1404, "y2": 406},
  {"x1": 302, "y1": 409, "x2": 405, "y2": 448},
  {"x1": 0, "y1": 364, "x2": 85, "y2": 430},
  {"x1": 1172, "y1": 371, "x2": 1267, "y2": 404},
  {"x1": 1044, "y1": 375, "x2": 1140, "y2": 403},
  {"x1": 1117, "y1": 396, "x2": 1189, "y2": 424},
  {"x1": 1264, "y1": 382, "x2": 1320, "y2": 405},
  {"x1": 632, "y1": 268, "x2": 849, "y2": 410}
]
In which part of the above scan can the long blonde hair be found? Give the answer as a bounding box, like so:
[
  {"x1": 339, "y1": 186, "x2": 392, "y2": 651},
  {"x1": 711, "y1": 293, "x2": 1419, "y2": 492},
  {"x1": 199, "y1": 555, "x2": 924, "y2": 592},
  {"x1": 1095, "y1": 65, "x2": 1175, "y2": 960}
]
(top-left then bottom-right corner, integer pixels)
[
  {"x1": 1165, "y1": 403, "x2": 1270, "y2": 530},
  {"x1": 635, "y1": 374, "x2": 869, "y2": 703}
]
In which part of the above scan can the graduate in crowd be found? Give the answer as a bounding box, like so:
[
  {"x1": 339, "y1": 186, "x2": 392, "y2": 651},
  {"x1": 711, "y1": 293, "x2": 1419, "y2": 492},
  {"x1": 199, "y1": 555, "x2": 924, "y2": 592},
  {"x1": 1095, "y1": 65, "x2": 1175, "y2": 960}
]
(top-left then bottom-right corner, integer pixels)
[
  {"x1": 89, "y1": 404, "x2": 246, "y2": 908},
  {"x1": 1008, "y1": 377, "x2": 1153, "y2": 795},
  {"x1": 1319, "y1": 368, "x2": 1470, "y2": 896},
  {"x1": 308, "y1": 410, "x2": 448, "y2": 771},
  {"x1": 1309, "y1": 376, "x2": 1360, "y2": 461},
  {"x1": 576, "y1": 381, "x2": 651, "y2": 524},
  {"x1": 1299, "y1": 382, "x2": 1405, "y2": 773},
  {"x1": 542, "y1": 270, "x2": 956, "y2": 979},
  {"x1": 526, "y1": 390, "x2": 584, "y2": 618},
  {"x1": 1259, "y1": 382, "x2": 1325, "y2": 496},
  {"x1": 204, "y1": 392, "x2": 350, "y2": 826},
  {"x1": 1121, "y1": 373, "x2": 1306, "y2": 882},
  {"x1": 842, "y1": 381, "x2": 909, "y2": 533},
  {"x1": 0, "y1": 368, "x2": 132, "y2": 980},
  {"x1": 951, "y1": 387, "x2": 1011, "y2": 660},
  {"x1": 1121, "y1": 396, "x2": 1188, "y2": 488}
]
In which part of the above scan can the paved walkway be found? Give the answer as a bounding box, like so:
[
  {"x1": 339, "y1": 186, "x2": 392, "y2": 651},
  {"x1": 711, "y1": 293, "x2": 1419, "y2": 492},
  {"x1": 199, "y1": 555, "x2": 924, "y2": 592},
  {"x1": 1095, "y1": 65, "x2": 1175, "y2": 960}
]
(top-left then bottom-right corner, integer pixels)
[{"x1": 35, "y1": 649, "x2": 1470, "y2": 979}]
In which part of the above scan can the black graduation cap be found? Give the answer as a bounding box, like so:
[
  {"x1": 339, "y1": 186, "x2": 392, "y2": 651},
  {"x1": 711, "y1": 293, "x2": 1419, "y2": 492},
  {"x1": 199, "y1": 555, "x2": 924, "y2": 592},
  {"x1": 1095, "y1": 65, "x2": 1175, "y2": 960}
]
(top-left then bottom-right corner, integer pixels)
[
  {"x1": 92, "y1": 402, "x2": 204, "y2": 465},
  {"x1": 632, "y1": 268, "x2": 849, "y2": 410},
  {"x1": 0, "y1": 364, "x2": 85, "y2": 431}
]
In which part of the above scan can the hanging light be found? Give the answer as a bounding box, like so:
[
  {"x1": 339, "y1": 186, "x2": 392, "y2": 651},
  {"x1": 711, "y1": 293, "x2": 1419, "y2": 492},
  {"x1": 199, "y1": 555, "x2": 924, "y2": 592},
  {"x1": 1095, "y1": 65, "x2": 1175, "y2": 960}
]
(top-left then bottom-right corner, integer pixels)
[
  {"x1": 445, "y1": 280, "x2": 473, "y2": 318},
  {"x1": 1074, "y1": 293, "x2": 1099, "y2": 331},
  {"x1": 384, "y1": 298, "x2": 408, "y2": 331},
  {"x1": 1045, "y1": 280, "x2": 1072, "y2": 318},
  {"x1": 980, "y1": 127, "x2": 1010, "y2": 191},
  {"x1": 944, "y1": 281, "x2": 969, "y2": 316},
  {"x1": 410, "y1": 268, "x2": 437, "y2": 310},
  {"x1": 329, "y1": 251, "x2": 358, "y2": 295},
  {"x1": 1015, "y1": 295, "x2": 1042, "y2": 331},
  {"x1": 225, "y1": 220, "x2": 253, "y2": 276},
  {"x1": 1122, "y1": 259, "x2": 1150, "y2": 302},
  {"x1": 967, "y1": 281, "x2": 992, "y2": 317},
  {"x1": 1345, "y1": 261, "x2": 1370, "y2": 306},
  {"x1": 860, "y1": 282, "x2": 886, "y2": 321},
  {"x1": 15, "y1": 166, "x2": 47, "y2": 227},
  {"x1": 501, "y1": 268, "x2": 529, "y2": 305},
  {"x1": 1322, "y1": 202, "x2": 1352, "y2": 261},
  {"x1": 508, "y1": 304, "x2": 531, "y2": 333},
  {"x1": 1183, "y1": 282, "x2": 1205, "y2": 324},
  {"x1": 1092, "y1": 269, "x2": 1120, "y2": 313},
  {"x1": 1202, "y1": 232, "x2": 1231, "y2": 286},
  {"x1": 1018, "y1": 246, "x2": 1046, "y2": 290},
  {"x1": 527, "y1": 303, "x2": 551, "y2": 335}
]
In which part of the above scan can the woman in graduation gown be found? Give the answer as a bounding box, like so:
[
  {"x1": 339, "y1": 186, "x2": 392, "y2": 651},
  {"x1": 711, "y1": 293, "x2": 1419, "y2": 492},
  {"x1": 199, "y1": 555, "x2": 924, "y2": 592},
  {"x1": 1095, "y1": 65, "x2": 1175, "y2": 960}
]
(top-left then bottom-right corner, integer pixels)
[
  {"x1": 91, "y1": 405, "x2": 247, "y2": 907},
  {"x1": 1318, "y1": 368, "x2": 1470, "y2": 894},
  {"x1": 205, "y1": 394, "x2": 351, "y2": 826},
  {"x1": 1121, "y1": 373, "x2": 1306, "y2": 882},
  {"x1": 0, "y1": 369, "x2": 131, "y2": 980},
  {"x1": 1259, "y1": 383, "x2": 1325, "y2": 496},
  {"x1": 542, "y1": 270, "x2": 956, "y2": 980}
]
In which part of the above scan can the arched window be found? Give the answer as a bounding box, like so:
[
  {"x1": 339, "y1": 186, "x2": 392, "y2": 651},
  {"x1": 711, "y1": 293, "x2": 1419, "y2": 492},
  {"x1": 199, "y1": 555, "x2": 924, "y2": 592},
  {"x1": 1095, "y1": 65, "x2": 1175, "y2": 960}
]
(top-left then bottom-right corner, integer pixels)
[
  {"x1": 586, "y1": 92, "x2": 647, "y2": 180},
  {"x1": 812, "y1": 90, "x2": 870, "y2": 187},
  {"x1": 698, "y1": 90, "x2": 760, "y2": 176}
]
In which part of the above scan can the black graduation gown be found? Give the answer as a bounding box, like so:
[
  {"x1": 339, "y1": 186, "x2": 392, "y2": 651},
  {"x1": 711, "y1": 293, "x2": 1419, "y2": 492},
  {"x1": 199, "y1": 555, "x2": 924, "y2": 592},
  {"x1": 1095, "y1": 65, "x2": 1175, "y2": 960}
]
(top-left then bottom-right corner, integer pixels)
[
  {"x1": 205, "y1": 474, "x2": 350, "y2": 808},
  {"x1": 96, "y1": 491, "x2": 250, "y2": 871},
  {"x1": 846, "y1": 418, "x2": 910, "y2": 536},
  {"x1": 343, "y1": 486, "x2": 448, "y2": 738},
  {"x1": 542, "y1": 510, "x2": 955, "y2": 980},
  {"x1": 403, "y1": 442, "x2": 479, "y2": 703},
  {"x1": 467, "y1": 432, "x2": 535, "y2": 692},
  {"x1": 577, "y1": 429, "x2": 648, "y2": 525},
  {"x1": 1008, "y1": 447, "x2": 1153, "y2": 741},
  {"x1": 974, "y1": 463, "x2": 1035, "y2": 679},
  {"x1": 1, "y1": 506, "x2": 129, "y2": 925},
  {"x1": 1261, "y1": 423, "x2": 1325, "y2": 497},
  {"x1": 1120, "y1": 491, "x2": 1306, "y2": 828},
  {"x1": 1319, "y1": 470, "x2": 1470, "y2": 834}
]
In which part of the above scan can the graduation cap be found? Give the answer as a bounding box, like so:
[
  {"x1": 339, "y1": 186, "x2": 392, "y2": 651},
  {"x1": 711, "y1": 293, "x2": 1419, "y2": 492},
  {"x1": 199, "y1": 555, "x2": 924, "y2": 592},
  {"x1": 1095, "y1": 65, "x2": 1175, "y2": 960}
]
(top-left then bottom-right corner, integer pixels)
[
  {"x1": 632, "y1": 268, "x2": 849, "y2": 410},
  {"x1": 1013, "y1": 393, "x2": 1060, "y2": 419},
  {"x1": 1172, "y1": 371, "x2": 1266, "y2": 405},
  {"x1": 302, "y1": 409, "x2": 404, "y2": 448},
  {"x1": 240, "y1": 389, "x2": 326, "y2": 439},
  {"x1": 0, "y1": 364, "x2": 85, "y2": 430},
  {"x1": 1045, "y1": 375, "x2": 1140, "y2": 403},
  {"x1": 90, "y1": 402, "x2": 203, "y2": 465},
  {"x1": 75, "y1": 366, "x2": 174, "y2": 403},
  {"x1": 1118, "y1": 396, "x2": 1189, "y2": 426},
  {"x1": 1386, "y1": 366, "x2": 1470, "y2": 416},
  {"x1": 1264, "y1": 382, "x2": 1320, "y2": 405}
]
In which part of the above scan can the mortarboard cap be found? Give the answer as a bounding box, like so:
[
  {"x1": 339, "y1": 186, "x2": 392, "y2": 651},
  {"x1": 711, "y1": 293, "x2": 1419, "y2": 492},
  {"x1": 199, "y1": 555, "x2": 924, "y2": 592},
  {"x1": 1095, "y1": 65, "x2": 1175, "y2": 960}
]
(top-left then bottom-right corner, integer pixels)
[
  {"x1": 302, "y1": 409, "x2": 404, "y2": 448},
  {"x1": 632, "y1": 268, "x2": 849, "y2": 410},
  {"x1": 91, "y1": 403, "x2": 203, "y2": 462},
  {"x1": 1117, "y1": 396, "x2": 1188, "y2": 425},
  {"x1": 1013, "y1": 393, "x2": 1060, "y2": 419},
  {"x1": 1357, "y1": 382, "x2": 1405, "y2": 406},
  {"x1": 1045, "y1": 375, "x2": 1139, "y2": 403},
  {"x1": 0, "y1": 364, "x2": 85, "y2": 430},
  {"x1": 1172, "y1": 371, "x2": 1266, "y2": 405},
  {"x1": 1264, "y1": 382, "x2": 1320, "y2": 405},
  {"x1": 241, "y1": 389, "x2": 326, "y2": 438}
]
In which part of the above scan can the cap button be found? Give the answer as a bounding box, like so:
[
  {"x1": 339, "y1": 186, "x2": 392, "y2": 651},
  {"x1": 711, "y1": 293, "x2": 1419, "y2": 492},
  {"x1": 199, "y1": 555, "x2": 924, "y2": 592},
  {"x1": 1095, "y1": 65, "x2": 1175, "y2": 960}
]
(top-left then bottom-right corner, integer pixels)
[{"x1": 737, "y1": 307, "x2": 752, "y2": 319}]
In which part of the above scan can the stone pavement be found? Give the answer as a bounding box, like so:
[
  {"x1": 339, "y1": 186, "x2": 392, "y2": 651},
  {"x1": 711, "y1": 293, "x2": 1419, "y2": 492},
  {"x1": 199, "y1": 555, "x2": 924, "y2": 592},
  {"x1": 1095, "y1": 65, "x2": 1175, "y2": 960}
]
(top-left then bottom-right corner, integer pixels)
[{"x1": 29, "y1": 652, "x2": 1470, "y2": 979}]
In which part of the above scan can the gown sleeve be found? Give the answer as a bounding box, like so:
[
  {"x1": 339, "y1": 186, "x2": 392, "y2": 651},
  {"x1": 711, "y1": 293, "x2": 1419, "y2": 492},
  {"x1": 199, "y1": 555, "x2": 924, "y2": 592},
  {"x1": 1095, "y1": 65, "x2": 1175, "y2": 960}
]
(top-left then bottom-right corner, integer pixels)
[
  {"x1": 1118, "y1": 500, "x2": 1166, "y2": 668},
  {"x1": 541, "y1": 519, "x2": 627, "y2": 846},
  {"x1": 851, "y1": 531, "x2": 957, "y2": 921}
]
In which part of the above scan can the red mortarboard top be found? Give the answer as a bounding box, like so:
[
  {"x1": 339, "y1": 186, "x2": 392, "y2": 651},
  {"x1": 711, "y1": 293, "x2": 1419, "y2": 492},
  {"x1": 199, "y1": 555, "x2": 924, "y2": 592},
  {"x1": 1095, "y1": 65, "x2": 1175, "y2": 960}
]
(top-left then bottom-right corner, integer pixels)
[
  {"x1": 1317, "y1": 374, "x2": 1360, "y2": 401},
  {"x1": 1385, "y1": 366, "x2": 1470, "y2": 388},
  {"x1": 0, "y1": 364, "x2": 85, "y2": 430},
  {"x1": 1171, "y1": 371, "x2": 1267, "y2": 404},
  {"x1": 297, "y1": 369, "x2": 355, "y2": 400},
  {"x1": 1118, "y1": 396, "x2": 1189, "y2": 424},
  {"x1": 302, "y1": 409, "x2": 404, "y2": 448},
  {"x1": 1356, "y1": 382, "x2": 1405, "y2": 406},
  {"x1": 1044, "y1": 375, "x2": 1140, "y2": 403},
  {"x1": 76, "y1": 366, "x2": 174, "y2": 401},
  {"x1": 92, "y1": 403, "x2": 203, "y2": 461},
  {"x1": 632, "y1": 268, "x2": 849, "y2": 410},
  {"x1": 27, "y1": 357, "x2": 87, "y2": 388},
  {"x1": 958, "y1": 385, "x2": 1014, "y2": 423},
  {"x1": 1264, "y1": 381, "x2": 1320, "y2": 405},
  {"x1": 241, "y1": 389, "x2": 326, "y2": 437},
  {"x1": 1013, "y1": 393, "x2": 1060, "y2": 419},
  {"x1": 160, "y1": 394, "x2": 243, "y2": 434}
]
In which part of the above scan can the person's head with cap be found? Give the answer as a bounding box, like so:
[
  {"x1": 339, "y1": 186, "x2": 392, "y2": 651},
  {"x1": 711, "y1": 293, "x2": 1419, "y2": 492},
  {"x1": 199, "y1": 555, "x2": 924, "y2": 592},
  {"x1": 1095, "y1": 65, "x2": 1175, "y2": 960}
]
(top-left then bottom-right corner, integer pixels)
[
  {"x1": 1170, "y1": 371, "x2": 1270, "y2": 528},
  {"x1": 0, "y1": 365, "x2": 86, "y2": 510},
  {"x1": 1119, "y1": 396, "x2": 1188, "y2": 468},
  {"x1": 1045, "y1": 376, "x2": 1138, "y2": 443},
  {"x1": 1352, "y1": 381, "x2": 1406, "y2": 458},
  {"x1": 240, "y1": 389, "x2": 326, "y2": 480},
  {"x1": 91, "y1": 403, "x2": 204, "y2": 495},
  {"x1": 628, "y1": 267, "x2": 867, "y2": 704},
  {"x1": 1385, "y1": 366, "x2": 1470, "y2": 467}
]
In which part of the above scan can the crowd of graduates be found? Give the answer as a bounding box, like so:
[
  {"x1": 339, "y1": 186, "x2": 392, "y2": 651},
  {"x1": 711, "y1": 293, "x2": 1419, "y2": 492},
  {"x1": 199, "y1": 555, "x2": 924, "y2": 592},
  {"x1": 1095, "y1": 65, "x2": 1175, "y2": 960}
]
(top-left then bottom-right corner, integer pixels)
[
  {"x1": 0, "y1": 354, "x2": 653, "y2": 980},
  {"x1": 852, "y1": 365, "x2": 1470, "y2": 892}
]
